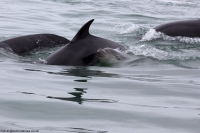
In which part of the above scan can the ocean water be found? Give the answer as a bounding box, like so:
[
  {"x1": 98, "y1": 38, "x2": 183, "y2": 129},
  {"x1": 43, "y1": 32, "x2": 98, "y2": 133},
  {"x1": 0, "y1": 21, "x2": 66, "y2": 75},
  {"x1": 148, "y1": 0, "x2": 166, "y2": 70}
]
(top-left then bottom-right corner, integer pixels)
[{"x1": 0, "y1": 0, "x2": 200, "y2": 133}]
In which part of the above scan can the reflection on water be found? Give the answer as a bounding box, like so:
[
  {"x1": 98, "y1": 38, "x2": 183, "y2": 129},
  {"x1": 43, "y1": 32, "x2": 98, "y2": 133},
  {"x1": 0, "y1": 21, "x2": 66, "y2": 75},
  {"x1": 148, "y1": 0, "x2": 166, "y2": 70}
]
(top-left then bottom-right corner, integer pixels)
[
  {"x1": 19, "y1": 87, "x2": 117, "y2": 104},
  {"x1": 74, "y1": 79, "x2": 88, "y2": 82},
  {"x1": 67, "y1": 127, "x2": 108, "y2": 133},
  {"x1": 22, "y1": 67, "x2": 119, "y2": 104},
  {"x1": 47, "y1": 95, "x2": 117, "y2": 104},
  {"x1": 47, "y1": 87, "x2": 88, "y2": 104},
  {"x1": 25, "y1": 67, "x2": 117, "y2": 78}
]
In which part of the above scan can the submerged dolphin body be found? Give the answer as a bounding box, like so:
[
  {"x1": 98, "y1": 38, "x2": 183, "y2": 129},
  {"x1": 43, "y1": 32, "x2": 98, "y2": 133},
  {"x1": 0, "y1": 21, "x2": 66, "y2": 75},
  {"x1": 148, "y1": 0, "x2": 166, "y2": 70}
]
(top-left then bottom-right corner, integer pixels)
[
  {"x1": 154, "y1": 19, "x2": 200, "y2": 37},
  {"x1": 45, "y1": 19, "x2": 124, "y2": 66},
  {"x1": 0, "y1": 34, "x2": 70, "y2": 54}
]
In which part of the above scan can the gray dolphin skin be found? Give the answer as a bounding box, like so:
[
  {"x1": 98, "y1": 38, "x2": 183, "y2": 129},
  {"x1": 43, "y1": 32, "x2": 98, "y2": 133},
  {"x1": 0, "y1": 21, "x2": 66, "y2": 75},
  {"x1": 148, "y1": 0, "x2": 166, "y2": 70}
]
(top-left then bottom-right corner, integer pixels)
[
  {"x1": 0, "y1": 34, "x2": 70, "y2": 54},
  {"x1": 154, "y1": 19, "x2": 200, "y2": 37},
  {"x1": 45, "y1": 19, "x2": 124, "y2": 66}
]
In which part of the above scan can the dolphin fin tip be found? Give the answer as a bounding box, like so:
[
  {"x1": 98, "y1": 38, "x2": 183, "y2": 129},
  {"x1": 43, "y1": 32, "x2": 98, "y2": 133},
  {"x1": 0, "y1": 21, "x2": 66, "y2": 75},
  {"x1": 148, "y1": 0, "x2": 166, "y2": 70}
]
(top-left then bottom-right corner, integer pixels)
[{"x1": 71, "y1": 19, "x2": 95, "y2": 43}]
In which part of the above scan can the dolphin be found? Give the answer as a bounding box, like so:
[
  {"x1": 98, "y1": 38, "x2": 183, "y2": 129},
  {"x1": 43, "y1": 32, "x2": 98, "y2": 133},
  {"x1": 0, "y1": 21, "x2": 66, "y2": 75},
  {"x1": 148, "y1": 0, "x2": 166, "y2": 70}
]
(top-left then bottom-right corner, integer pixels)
[
  {"x1": 45, "y1": 19, "x2": 124, "y2": 66},
  {"x1": 0, "y1": 34, "x2": 70, "y2": 54},
  {"x1": 154, "y1": 19, "x2": 200, "y2": 38}
]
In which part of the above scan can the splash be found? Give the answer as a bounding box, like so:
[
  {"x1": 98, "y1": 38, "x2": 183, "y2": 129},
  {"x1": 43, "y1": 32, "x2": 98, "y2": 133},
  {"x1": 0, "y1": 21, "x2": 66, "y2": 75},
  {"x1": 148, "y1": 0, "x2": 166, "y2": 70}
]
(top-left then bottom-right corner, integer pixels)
[
  {"x1": 141, "y1": 29, "x2": 200, "y2": 45},
  {"x1": 36, "y1": 58, "x2": 47, "y2": 64},
  {"x1": 177, "y1": 37, "x2": 200, "y2": 44},
  {"x1": 140, "y1": 29, "x2": 162, "y2": 41},
  {"x1": 125, "y1": 43, "x2": 200, "y2": 61},
  {"x1": 125, "y1": 44, "x2": 168, "y2": 60},
  {"x1": 114, "y1": 23, "x2": 146, "y2": 35}
]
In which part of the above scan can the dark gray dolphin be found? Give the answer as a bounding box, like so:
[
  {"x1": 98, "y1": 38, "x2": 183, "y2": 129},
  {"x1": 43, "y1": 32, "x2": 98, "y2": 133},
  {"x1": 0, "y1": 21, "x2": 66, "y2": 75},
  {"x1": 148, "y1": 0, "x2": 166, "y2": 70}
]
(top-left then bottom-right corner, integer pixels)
[
  {"x1": 45, "y1": 19, "x2": 124, "y2": 66},
  {"x1": 154, "y1": 19, "x2": 200, "y2": 37},
  {"x1": 0, "y1": 34, "x2": 70, "y2": 54}
]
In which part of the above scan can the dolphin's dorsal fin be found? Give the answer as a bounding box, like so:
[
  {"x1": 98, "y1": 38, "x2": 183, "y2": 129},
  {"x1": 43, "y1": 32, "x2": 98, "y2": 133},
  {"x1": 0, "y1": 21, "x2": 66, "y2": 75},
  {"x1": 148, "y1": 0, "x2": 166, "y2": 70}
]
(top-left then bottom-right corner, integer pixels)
[{"x1": 71, "y1": 19, "x2": 94, "y2": 43}]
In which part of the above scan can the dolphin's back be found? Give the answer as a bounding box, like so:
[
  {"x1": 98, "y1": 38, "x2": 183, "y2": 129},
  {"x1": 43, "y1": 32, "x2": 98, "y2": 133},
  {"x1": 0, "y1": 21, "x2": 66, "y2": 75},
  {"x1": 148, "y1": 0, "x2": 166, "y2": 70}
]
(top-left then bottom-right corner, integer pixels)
[
  {"x1": 0, "y1": 34, "x2": 69, "y2": 54},
  {"x1": 45, "y1": 19, "x2": 124, "y2": 66},
  {"x1": 155, "y1": 19, "x2": 200, "y2": 37},
  {"x1": 45, "y1": 34, "x2": 124, "y2": 66}
]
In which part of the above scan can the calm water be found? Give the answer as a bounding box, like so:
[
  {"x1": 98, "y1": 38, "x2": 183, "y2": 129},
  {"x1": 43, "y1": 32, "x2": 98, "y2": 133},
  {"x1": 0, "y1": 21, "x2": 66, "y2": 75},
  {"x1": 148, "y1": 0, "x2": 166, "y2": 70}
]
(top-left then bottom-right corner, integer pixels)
[{"x1": 0, "y1": 0, "x2": 200, "y2": 133}]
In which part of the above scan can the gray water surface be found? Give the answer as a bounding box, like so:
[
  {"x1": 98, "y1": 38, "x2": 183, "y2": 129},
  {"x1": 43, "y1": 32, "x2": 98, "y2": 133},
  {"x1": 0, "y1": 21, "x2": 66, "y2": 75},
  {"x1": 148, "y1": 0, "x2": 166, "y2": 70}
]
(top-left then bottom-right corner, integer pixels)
[{"x1": 0, "y1": 0, "x2": 200, "y2": 133}]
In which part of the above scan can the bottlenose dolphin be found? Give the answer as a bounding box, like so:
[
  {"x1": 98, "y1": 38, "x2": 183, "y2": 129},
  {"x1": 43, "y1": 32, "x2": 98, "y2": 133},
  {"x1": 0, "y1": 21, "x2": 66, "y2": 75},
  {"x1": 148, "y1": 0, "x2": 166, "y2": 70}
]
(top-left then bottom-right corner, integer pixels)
[
  {"x1": 154, "y1": 19, "x2": 200, "y2": 37},
  {"x1": 45, "y1": 19, "x2": 124, "y2": 66},
  {"x1": 0, "y1": 34, "x2": 70, "y2": 54}
]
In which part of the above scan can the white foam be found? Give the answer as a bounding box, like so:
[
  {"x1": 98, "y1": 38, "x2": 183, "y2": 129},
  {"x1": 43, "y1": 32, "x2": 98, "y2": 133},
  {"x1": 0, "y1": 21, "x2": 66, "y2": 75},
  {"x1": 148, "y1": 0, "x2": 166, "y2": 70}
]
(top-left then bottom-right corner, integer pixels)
[
  {"x1": 126, "y1": 44, "x2": 168, "y2": 60},
  {"x1": 37, "y1": 58, "x2": 47, "y2": 64},
  {"x1": 141, "y1": 29, "x2": 200, "y2": 45},
  {"x1": 125, "y1": 43, "x2": 200, "y2": 61},
  {"x1": 114, "y1": 23, "x2": 142, "y2": 34},
  {"x1": 141, "y1": 29, "x2": 163, "y2": 42}
]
